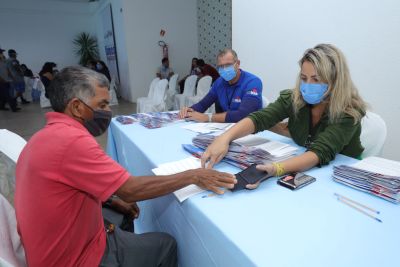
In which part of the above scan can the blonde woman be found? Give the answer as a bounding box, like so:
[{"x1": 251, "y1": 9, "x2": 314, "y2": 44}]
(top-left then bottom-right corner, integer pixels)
[{"x1": 201, "y1": 44, "x2": 367, "y2": 186}]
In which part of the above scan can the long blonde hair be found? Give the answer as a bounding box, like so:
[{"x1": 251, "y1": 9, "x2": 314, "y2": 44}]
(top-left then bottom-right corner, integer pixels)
[{"x1": 292, "y1": 44, "x2": 366, "y2": 123}]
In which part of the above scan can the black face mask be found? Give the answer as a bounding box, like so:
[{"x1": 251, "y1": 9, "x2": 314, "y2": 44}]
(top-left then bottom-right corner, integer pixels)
[{"x1": 79, "y1": 100, "x2": 112, "y2": 137}]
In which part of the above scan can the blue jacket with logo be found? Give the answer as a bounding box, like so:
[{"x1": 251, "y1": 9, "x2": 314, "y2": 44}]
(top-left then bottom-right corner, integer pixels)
[{"x1": 191, "y1": 69, "x2": 263, "y2": 122}]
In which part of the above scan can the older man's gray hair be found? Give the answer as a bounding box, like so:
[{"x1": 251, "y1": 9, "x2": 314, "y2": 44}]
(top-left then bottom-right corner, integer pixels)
[
  {"x1": 217, "y1": 48, "x2": 238, "y2": 61},
  {"x1": 48, "y1": 66, "x2": 109, "y2": 112}
]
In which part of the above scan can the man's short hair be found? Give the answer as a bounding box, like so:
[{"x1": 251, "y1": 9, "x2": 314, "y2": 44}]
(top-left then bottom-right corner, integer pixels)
[
  {"x1": 162, "y1": 57, "x2": 169, "y2": 64},
  {"x1": 48, "y1": 66, "x2": 109, "y2": 112},
  {"x1": 217, "y1": 48, "x2": 238, "y2": 61}
]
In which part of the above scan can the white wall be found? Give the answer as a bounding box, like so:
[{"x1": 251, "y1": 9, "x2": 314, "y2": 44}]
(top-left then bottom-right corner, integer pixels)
[
  {"x1": 122, "y1": 0, "x2": 198, "y2": 102},
  {"x1": 0, "y1": 0, "x2": 199, "y2": 103},
  {"x1": 232, "y1": 0, "x2": 400, "y2": 161},
  {"x1": 0, "y1": 0, "x2": 96, "y2": 74}
]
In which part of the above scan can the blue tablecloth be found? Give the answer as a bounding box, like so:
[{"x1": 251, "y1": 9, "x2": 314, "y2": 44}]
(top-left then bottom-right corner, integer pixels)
[{"x1": 107, "y1": 119, "x2": 400, "y2": 267}]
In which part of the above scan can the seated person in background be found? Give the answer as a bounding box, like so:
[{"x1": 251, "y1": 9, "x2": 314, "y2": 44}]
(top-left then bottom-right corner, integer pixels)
[
  {"x1": 201, "y1": 44, "x2": 367, "y2": 186},
  {"x1": 39, "y1": 62, "x2": 57, "y2": 98},
  {"x1": 196, "y1": 59, "x2": 220, "y2": 83},
  {"x1": 178, "y1": 57, "x2": 200, "y2": 93},
  {"x1": 156, "y1": 57, "x2": 174, "y2": 80},
  {"x1": 95, "y1": 60, "x2": 112, "y2": 82},
  {"x1": 15, "y1": 66, "x2": 236, "y2": 267},
  {"x1": 6, "y1": 49, "x2": 29, "y2": 104},
  {"x1": 0, "y1": 49, "x2": 19, "y2": 111},
  {"x1": 86, "y1": 60, "x2": 97, "y2": 70},
  {"x1": 179, "y1": 48, "x2": 263, "y2": 123},
  {"x1": 20, "y1": 64, "x2": 34, "y2": 78}
]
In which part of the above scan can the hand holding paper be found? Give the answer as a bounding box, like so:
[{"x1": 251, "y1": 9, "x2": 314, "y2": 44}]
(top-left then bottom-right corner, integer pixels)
[{"x1": 201, "y1": 135, "x2": 231, "y2": 169}]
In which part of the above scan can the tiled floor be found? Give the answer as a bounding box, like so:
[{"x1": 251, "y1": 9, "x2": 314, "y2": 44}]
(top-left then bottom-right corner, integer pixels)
[{"x1": 0, "y1": 99, "x2": 137, "y2": 149}]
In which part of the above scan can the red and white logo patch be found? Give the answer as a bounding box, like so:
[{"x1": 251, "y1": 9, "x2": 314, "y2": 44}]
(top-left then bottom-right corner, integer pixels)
[
  {"x1": 232, "y1": 96, "x2": 241, "y2": 103},
  {"x1": 247, "y1": 88, "x2": 258, "y2": 96}
]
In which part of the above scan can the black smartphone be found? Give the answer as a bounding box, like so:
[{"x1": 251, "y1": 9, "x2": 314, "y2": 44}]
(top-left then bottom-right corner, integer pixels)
[
  {"x1": 277, "y1": 172, "x2": 316, "y2": 190},
  {"x1": 232, "y1": 164, "x2": 269, "y2": 192},
  {"x1": 237, "y1": 164, "x2": 269, "y2": 185}
]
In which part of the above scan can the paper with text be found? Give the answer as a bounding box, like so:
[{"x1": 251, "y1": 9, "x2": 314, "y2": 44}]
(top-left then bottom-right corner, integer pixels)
[
  {"x1": 233, "y1": 134, "x2": 298, "y2": 157},
  {"x1": 152, "y1": 157, "x2": 205, "y2": 202},
  {"x1": 352, "y1": 156, "x2": 400, "y2": 176}
]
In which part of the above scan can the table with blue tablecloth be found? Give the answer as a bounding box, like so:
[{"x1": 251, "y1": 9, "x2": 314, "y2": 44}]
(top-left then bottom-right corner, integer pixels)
[{"x1": 106, "y1": 118, "x2": 399, "y2": 267}]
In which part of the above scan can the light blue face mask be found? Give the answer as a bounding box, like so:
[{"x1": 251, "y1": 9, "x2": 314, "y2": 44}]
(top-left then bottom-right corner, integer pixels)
[
  {"x1": 218, "y1": 64, "x2": 237, "y2": 81},
  {"x1": 300, "y1": 81, "x2": 329, "y2": 104}
]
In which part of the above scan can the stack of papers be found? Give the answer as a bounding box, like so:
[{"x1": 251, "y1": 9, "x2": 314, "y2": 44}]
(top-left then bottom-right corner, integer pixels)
[
  {"x1": 233, "y1": 135, "x2": 298, "y2": 158},
  {"x1": 332, "y1": 157, "x2": 400, "y2": 203},
  {"x1": 181, "y1": 122, "x2": 234, "y2": 134},
  {"x1": 183, "y1": 134, "x2": 298, "y2": 170},
  {"x1": 130, "y1": 112, "x2": 181, "y2": 129},
  {"x1": 152, "y1": 157, "x2": 205, "y2": 202}
]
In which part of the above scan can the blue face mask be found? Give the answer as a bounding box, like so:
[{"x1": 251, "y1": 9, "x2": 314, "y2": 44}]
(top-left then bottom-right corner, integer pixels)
[
  {"x1": 218, "y1": 64, "x2": 237, "y2": 81},
  {"x1": 300, "y1": 81, "x2": 329, "y2": 105}
]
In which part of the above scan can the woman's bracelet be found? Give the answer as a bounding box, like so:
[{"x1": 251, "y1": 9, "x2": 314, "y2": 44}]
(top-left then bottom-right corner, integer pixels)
[{"x1": 272, "y1": 162, "x2": 285, "y2": 176}]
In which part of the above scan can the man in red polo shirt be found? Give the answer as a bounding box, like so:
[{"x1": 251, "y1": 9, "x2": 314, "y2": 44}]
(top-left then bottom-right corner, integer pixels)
[{"x1": 15, "y1": 66, "x2": 236, "y2": 267}]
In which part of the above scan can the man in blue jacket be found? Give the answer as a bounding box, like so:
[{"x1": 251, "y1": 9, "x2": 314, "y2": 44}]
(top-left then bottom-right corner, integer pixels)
[{"x1": 179, "y1": 48, "x2": 263, "y2": 123}]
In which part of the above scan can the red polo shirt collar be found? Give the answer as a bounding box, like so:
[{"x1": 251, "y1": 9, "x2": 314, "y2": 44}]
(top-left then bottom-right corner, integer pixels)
[{"x1": 45, "y1": 111, "x2": 88, "y2": 133}]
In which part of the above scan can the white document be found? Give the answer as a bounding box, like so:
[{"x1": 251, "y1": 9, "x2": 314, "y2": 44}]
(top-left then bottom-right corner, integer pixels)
[
  {"x1": 181, "y1": 122, "x2": 234, "y2": 134},
  {"x1": 233, "y1": 134, "x2": 298, "y2": 157},
  {"x1": 352, "y1": 156, "x2": 400, "y2": 176},
  {"x1": 152, "y1": 157, "x2": 205, "y2": 202},
  {"x1": 233, "y1": 135, "x2": 269, "y2": 147},
  {"x1": 255, "y1": 142, "x2": 298, "y2": 157}
]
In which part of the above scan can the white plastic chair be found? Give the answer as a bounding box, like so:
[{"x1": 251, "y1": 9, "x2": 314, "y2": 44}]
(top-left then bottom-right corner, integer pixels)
[
  {"x1": 109, "y1": 78, "x2": 119, "y2": 106},
  {"x1": 185, "y1": 76, "x2": 212, "y2": 107},
  {"x1": 0, "y1": 130, "x2": 27, "y2": 266},
  {"x1": 136, "y1": 78, "x2": 160, "y2": 113},
  {"x1": 174, "y1": 75, "x2": 197, "y2": 110},
  {"x1": 0, "y1": 194, "x2": 26, "y2": 267},
  {"x1": 139, "y1": 79, "x2": 169, "y2": 113},
  {"x1": 262, "y1": 95, "x2": 270, "y2": 108},
  {"x1": 165, "y1": 74, "x2": 179, "y2": 110},
  {"x1": 360, "y1": 111, "x2": 387, "y2": 158},
  {"x1": 0, "y1": 129, "x2": 27, "y2": 163}
]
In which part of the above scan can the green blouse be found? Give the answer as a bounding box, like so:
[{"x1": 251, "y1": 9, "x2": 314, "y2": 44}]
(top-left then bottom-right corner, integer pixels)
[{"x1": 248, "y1": 89, "x2": 364, "y2": 165}]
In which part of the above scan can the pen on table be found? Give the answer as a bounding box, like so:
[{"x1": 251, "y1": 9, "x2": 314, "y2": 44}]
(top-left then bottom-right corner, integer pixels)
[
  {"x1": 334, "y1": 193, "x2": 380, "y2": 214},
  {"x1": 334, "y1": 193, "x2": 382, "y2": 223},
  {"x1": 202, "y1": 191, "x2": 224, "y2": 198},
  {"x1": 202, "y1": 193, "x2": 216, "y2": 198}
]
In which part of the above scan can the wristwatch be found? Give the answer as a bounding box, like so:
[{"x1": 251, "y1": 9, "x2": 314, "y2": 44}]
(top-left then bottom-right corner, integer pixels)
[{"x1": 207, "y1": 113, "x2": 212, "y2": 122}]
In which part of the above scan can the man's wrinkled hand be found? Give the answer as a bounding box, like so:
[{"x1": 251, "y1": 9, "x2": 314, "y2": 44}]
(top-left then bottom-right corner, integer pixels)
[
  {"x1": 179, "y1": 106, "x2": 193, "y2": 119},
  {"x1": 188, "y1": 168, "x2": 236, "y2": 194}
]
